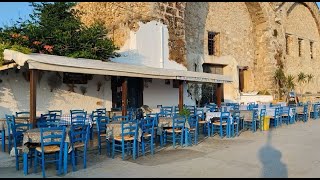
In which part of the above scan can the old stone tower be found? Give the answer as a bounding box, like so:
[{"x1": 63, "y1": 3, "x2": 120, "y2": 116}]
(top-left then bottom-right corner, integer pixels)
[{"x1": 75, "y1": 2, "x2": 320, "y2": 101}]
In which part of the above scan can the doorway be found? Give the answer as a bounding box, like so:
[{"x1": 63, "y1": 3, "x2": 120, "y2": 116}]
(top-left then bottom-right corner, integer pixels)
[{"x1": 111, "y1": 77, "x2": 143, "y2": 110}]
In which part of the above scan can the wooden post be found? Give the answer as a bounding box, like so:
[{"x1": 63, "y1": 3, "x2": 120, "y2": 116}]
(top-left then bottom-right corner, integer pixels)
[
  {"x1": 122, "y1": 77, "x2": 128, "y2": 116},
  {"x1": 179, "y1": 80, "x2": 184, "y2": 113},
  {"x1": 216, "y1": 83, "x2": 222, "y2": 107},
  {"x1": 29, "y1": 69, "x2": 38, "y2": 128}
]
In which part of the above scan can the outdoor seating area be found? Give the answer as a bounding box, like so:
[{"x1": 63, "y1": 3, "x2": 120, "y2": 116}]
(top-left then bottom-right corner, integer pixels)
[{"x1": 1, "y1": 100, "x2": 319, "y2": 177}]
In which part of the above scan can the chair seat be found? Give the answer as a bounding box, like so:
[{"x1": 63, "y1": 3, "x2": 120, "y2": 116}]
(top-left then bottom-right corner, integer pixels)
[
  {"x1": 100, "y1": 133, "x2": 107, "y2": 137},
  {"x1": 73, "y1": 142, "x2": 85, "y2": 149},
  {"x1": 143, "y1": 133, "x2": 152, "y2": 138},
  {"x1": 166, "y1": 128, "x2": 182, "y2": 133},
  {"x1": 243, "y1": 119, "x2": 253, "y2": 122},
  {"x1": 212, "y1": 122, "x2": 227, "y2": 125},
  {"x1": 36, "y1": 145, "x2": 61, "y2": 153},
  {"x1": 198, "y1": 120, "x2": 207, "y2": 124},
  {"x1": 114, "y1": 135, "x2": 135, "y2": 141}
]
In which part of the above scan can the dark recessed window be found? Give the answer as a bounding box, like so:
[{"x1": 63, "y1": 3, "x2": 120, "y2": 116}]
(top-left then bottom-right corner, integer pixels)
[
  {"x1": 208, "y1": 31, "x2": 220, "y2": 56},
  {"x1": 285, "y1": 34, "x2": 290, "y2": 55},
  {"x1": 298, "y1": 38, "x2": 303, "y2": 57},
  {"x1": 310, "y1": 41, "x2": 314, "y2": 59}
]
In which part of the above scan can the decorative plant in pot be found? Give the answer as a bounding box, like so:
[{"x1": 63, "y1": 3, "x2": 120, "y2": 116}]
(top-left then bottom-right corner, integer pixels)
[{"x1": 179, "y1": 108, "x2": 191, "y2": 119}]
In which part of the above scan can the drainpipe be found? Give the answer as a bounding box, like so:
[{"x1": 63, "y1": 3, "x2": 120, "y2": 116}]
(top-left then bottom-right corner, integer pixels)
[{"x1": 160, "y1": 25, "x2": 164, "y2": 68}]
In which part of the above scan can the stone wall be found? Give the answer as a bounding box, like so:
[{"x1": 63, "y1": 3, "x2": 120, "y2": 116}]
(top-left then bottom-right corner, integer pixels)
[
  {"x1": 75, "y1": 2, "x2": 320, "y2": 99},
  {"x1": 282, "y1": 3, "x2": 320, "y2": 94},
  {"x1": 75, "y1": 2, "x2": 187, "y2": 66}
]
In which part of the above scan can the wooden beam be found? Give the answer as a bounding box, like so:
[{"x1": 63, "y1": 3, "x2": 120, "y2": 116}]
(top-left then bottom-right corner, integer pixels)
[
  {"x1": 122, "y1": 77, "x2": 128, "y2": 116},
  {"x1": 179, "y1": 80, "x2": 184, "y2": 113},
  {"x1": 29, "y1": 69, "x2": 38, "y2": 128},
  {"x1": 216, "y1": 83, "x2": 222, "y2": 107}
]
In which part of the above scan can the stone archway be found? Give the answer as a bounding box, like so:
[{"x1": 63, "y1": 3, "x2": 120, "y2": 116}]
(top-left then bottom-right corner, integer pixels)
[
  {"x1": 287, "y1": 2, "x2": 320, "y2": 37},
  {"x1": 244, "y1": 2, "x2": 274, "y2": 92}
]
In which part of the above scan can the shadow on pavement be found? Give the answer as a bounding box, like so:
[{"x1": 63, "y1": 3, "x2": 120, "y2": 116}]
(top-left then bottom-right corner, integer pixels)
[{"x1": 258, "y1": 130, "x2": 288, "y2": 178}]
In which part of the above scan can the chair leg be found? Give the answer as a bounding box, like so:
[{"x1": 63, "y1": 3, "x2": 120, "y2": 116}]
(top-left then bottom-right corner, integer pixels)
[
  {"x1": 41, "y1": 154, "x2": 46, "y2": 178},
  {"x1": 83, "y1": 148, "x2": 87, "y2": 169},
  {"x1": 1, "y1": 131, "x2": 4, "y2": 152},
  {"x1": 112, "y1": 139, "x2": 115, "y2": 159},
  {"x1": 71, "y1": 150, "x2": 76, "y2": 172},
  {"x1": 121, "y1": 141, "x2": 125, "y2": 160},
  {"x1": 98, "y1": 136, "x2": 101, "y2": 155},
  {"x1": 34, "y1": 152, "x2": 38, "y2": 173},
  {"x1": 151, "y1": 137, "x2": 154, "y2": 155},
  {"x1": 132, "y1": 140, "x2": 136, "y2": 160}
]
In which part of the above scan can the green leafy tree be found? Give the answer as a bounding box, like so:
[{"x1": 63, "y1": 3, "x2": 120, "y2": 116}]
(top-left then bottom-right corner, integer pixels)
[
  {"x1": 297, "y1": 72, "x2": 307, "y2": 95},
  {"x1": 0, "y1": 2, "x2": 118, "y2": 65},
  {"x1": 285, "y1": 74, "x2": 295, "y2": 92}
]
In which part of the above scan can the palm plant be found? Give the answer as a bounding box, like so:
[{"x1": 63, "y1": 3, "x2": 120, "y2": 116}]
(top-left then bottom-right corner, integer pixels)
[
  {"x1": 286, "y1": 75, "x2": 295, "y2": 92},
  {"x1": 307, "y1": 74, "x2": 314, "y2": 84}
]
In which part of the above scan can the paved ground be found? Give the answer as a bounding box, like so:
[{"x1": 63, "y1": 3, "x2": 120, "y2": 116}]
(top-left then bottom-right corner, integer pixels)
[{"x1": 1, "y1": 119, "x2": 320, "y2": 178}]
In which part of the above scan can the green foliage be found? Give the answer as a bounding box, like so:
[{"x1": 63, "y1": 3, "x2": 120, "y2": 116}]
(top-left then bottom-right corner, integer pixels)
[
  {"x1": 285, "y1": 74, "x2": 295, "y2": 91},
  {"x1": 179, "y1": 108, "x2": 191, "y2": 118},
  {"x1": 307, "y1": 74, "x2": 314, "y2": 83},
  {"x1": 257, "y1": 90, "x2": 271, "y2": 95},
  {"x1": 0, "y1": 2, "x2": 118, "y2": 66},
  {"x1": 274, "y1": 67, "x2": 286, "y2": 99},
  {"x1": 297, "y1": 72, "x2": 307, "y2": 83}
]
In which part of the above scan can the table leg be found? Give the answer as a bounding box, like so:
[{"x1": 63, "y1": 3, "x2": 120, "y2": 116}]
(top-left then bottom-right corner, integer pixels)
[
  {"x1": 23, "y1": 152, "x2": 28, "y2": 176},
  {"x1": 63, "y1": 142, "x2": 68, "y2": 174}
]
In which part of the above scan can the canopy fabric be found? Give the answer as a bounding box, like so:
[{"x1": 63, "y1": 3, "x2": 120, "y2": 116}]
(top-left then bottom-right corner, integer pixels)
[{"x1": 3, "y1": 49, "x2": 232, "y2": 83}]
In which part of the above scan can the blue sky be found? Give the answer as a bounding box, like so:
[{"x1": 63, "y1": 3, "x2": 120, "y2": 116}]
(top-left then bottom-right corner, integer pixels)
[
  {"x1": 0, "y1": 2, "x2": 33, "y2": 27},
  {"x1": 0, "y1": 2, "x2": 320, "y2": 27}
]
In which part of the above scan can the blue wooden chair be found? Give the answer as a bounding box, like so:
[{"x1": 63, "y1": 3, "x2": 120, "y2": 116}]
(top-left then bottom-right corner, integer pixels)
[
  {"x1": 160, "y1": 106, "x2": 173, "y2": 117},
  {"x1": 233, "y1": 103, "x2": 240, "y2": 111},
  {"x1": 196, "y1": 108, "x2": 210, "y2": 137},
  {"x1": 257, "y1": 109, "x2": 266, "y2": 130},
  {"x1": 289, "y1": 107, "x2": 296, "y2": 124},
  {"x1": 96, "y1": 116, "x2": 111, "y2": 156},
  {"x1": 96, "y1": 108, "x2": 107, "y2": 116},
  {"x1": 310, "y1": 103, "x2": 319, "y2": 119},
  {"x1": 230, "y1": 110, "x2": 240, "y2": 136},
  {"x1": 16, "y1": 111, "x2": 30, "y2": 118},
  {"x1": 187, "y1": 115, "x2": 199, "y2": 145},
  {"x1": 112, "y1": 119, "x2": 139, "y2": 160},
  {"x1": 211, "y1": 112, "x2": 230, "y2": 138},
  {"x1": 37, "y1": 113, "x2": 58, "y2": 128},
  {"x1": 173, "y1": 106, "x2": 180, "y2": 116},
  {"x1": 163, "y1": 115, "x2": 186, "y2": 148},
  {"x1": 270, "y1": 107, "x2": 280, "y2": 128},
  {"x1": 48, "y1": 110, "x2": 62, "y2": 121},
  {"x1": 145, "y1": 113, "x2": 160, "y2": 145},
  {"x1": 140, "y1": 117, "x2": 155, "y2": 156},
  {"x1": 112, "y1": 115, "x2": 129, "y2": 122},
  {"x1": 70, "y1": 111, "x2": 87, "y2": 126},
  {"x1": 185, "y1": 105, "x2": 195, "y2": 116},
  {"x1": 10, "y1": 122, "x2": 34, "y2": 171},
  {"x1": 70, "y1": 124, "x2": 90, "y2": 172},
  {"x1": 34, "y1": 126, "x2": 66, "y2": 178},
  {"x1": 281, "y1": 107, "x2": 290, "y2": 125},
  {"x1": 4, "y1": 114, "x2": 16, "y2": 153},
  {"x1": 297, "y1": 105, "x2": 309, "y2": 122},
  {"x1": 90, "y1": 110, "x2": 102, "y2": 140},
  {"x1": 243, "y1": 110, "x2": 258, "y2": 132}
]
